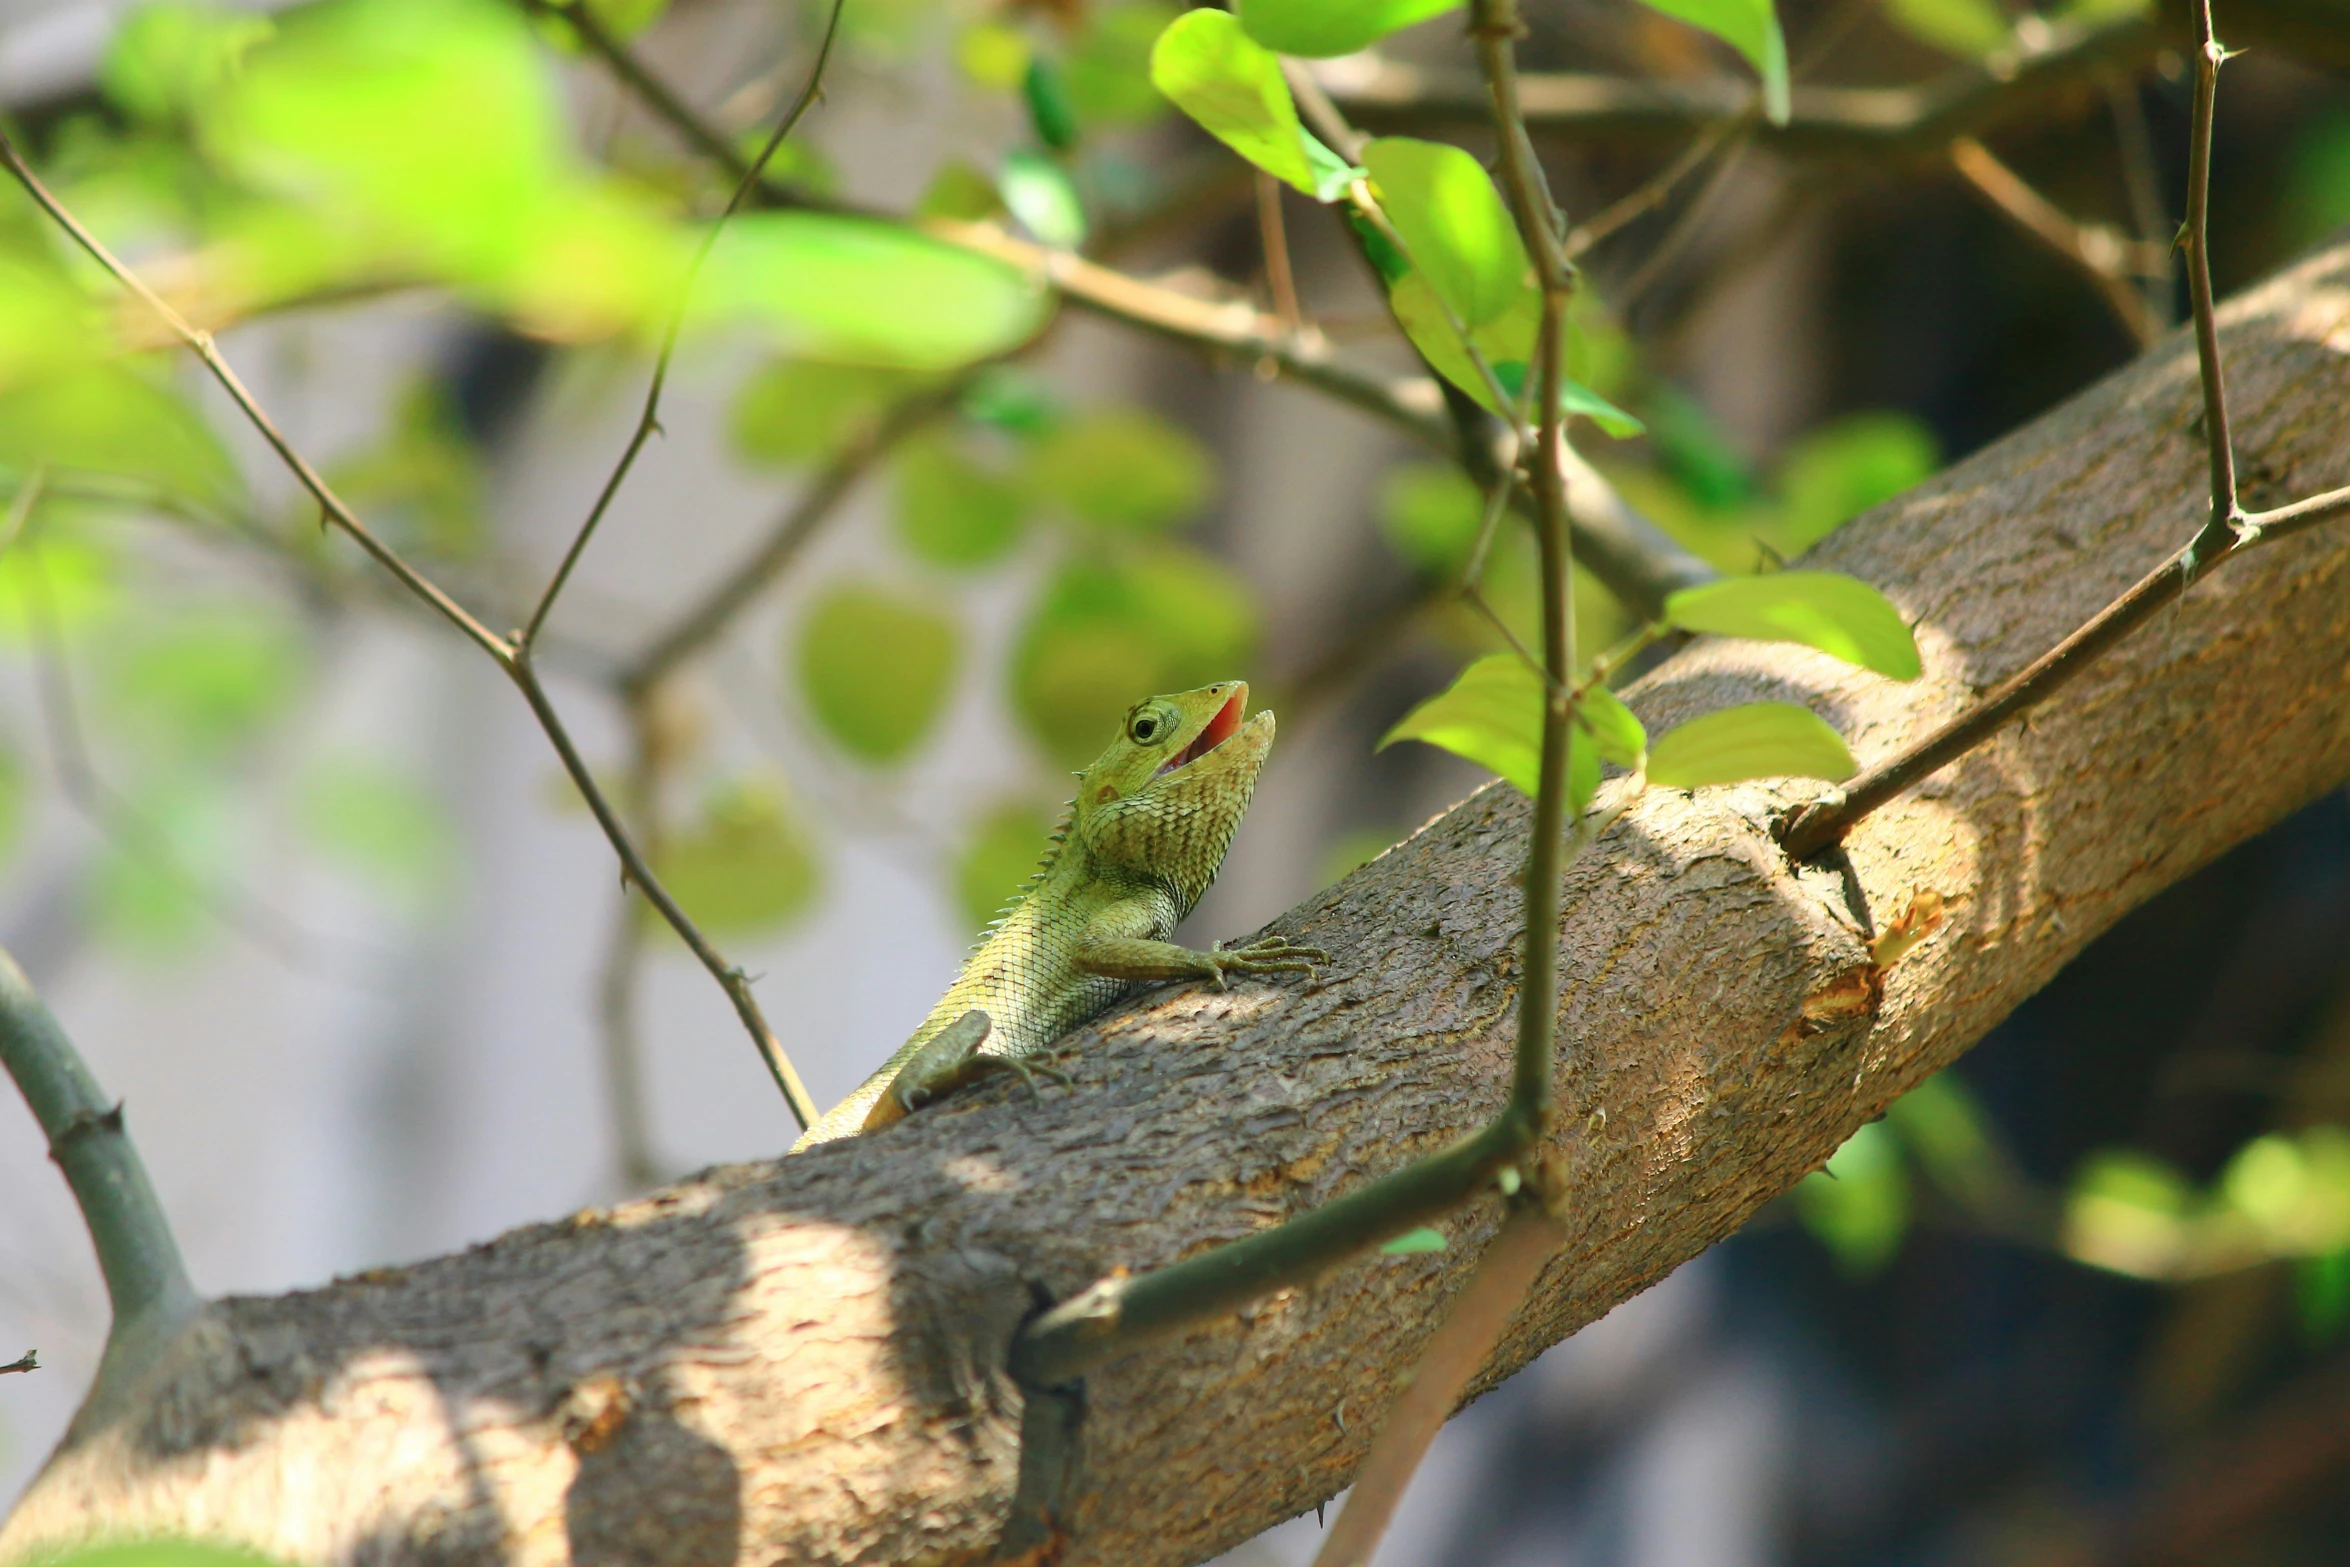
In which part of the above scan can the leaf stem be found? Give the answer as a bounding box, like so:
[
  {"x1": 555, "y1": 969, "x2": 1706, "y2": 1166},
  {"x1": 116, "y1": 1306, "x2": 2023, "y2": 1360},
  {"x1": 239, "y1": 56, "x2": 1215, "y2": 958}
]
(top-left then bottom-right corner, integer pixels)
[{"x1": 519, "y1": 0, "x2": 848, "y2": 651}]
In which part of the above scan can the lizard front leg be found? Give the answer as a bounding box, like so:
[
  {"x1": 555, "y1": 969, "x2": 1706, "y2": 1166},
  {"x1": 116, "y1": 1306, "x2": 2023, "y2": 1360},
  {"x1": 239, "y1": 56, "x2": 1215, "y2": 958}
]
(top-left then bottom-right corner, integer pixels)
[{"x1": 1076, "y1": 899, "x2": 1329, "y2": 990}]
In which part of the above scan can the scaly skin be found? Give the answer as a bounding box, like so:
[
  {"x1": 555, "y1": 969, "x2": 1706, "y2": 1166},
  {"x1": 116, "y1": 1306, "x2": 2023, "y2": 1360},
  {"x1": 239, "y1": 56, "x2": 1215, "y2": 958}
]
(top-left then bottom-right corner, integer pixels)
[{"x1": 792, "y1": 681, "x2": 1325, "y2": 1148}]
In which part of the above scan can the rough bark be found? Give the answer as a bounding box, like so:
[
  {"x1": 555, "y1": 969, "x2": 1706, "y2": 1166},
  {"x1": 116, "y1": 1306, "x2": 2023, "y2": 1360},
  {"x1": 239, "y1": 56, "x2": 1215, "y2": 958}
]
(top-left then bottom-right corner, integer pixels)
[{"x1": 8, "y1": 241, "x2": 2350, "y2": 1567}]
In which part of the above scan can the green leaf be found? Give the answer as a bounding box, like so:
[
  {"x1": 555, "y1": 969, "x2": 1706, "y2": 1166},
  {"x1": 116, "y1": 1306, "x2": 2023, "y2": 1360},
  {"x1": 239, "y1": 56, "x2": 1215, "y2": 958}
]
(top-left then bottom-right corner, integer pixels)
[
  {"x1": 2298, "y1": 1249, "x2": 2350, "y2": 1343},
  {"x1": 729, "y1": 359, "x2": 931, "y2": 467},
  {"x1": 1023, "y1": 54, "x2": 1080, "y2": 151},
  {"x1": 1063, "y1": 2, "x2": 1180, "y2": 128},
  {"x1": 1635, "y1": 0, "x2": 1789, "y2": 125},
  {"x1": 893, "y1": 434, "x2": 1026, "y2": 569},
  {"x1": 1390, "y1": 277, "x2": 1642, "y2": 436},
  {"x1": 103, "y1": 606, "x2": 305, "y2": 761},
  {"x1": 1646, "y1": 702, "x2": 1855, "y2": 788},
  {"x1": 35, "y1": 1539, "x2": 295, "y2": 1567},
  {"x1": 103, "y1": 4, "x2": 277, "y2": 122},
  {"x1": 1492, "y1": 358, "x2": 1646, "y2": 439},
  {"x1": 1011, "y1": 546, "x2": 1259, "y2": 768},
  {"x1": 1380, "y1": 653, "x2": 1540, "y2": 796},
  {"x1": 2063, "y1": 1148, "x2": 2193, "y2": 1277},
  {"x1": 1149, "y1": 9, "x2": 1354, "y2": 199},
  {"x1": 1025, "y1": 407, "x2": 1213, "y2": 531},
  {"x1": 1882, "y1": 0, "x2": 2011, "y2": 58},
  {"x1": 1772, "y1": 413, "x2": 1938, "y2": 553},
  {"x1": 1576, "y1": 685, "x2": 1647, "y2": 769},
  {"x1": 999, "y1": 150, "x2": 1088, "y2": 250},
  {"x1": 1380, "y1": 653, "x2": 1633, "y2": 809},
  {"x1": 0, "y1": 739, "x2": 24, "y2": 872},
  {"x1": 794, "y1": 582, "x2": 962, "y2": 765},
  {"x1": 1795, "y1": 1120, "x2": 1909, "y2": 1277},
  {"x1": 297, "y1": 755, "x2": 455, "y2": 908},
  {"x1": 1664, "y1": 571, "x2": 1920, "y2": 679},
  {"x1": 1376, "y1": 461, "x2": 1484, "y2": 576},
  {"x1": 1379, "y1": 1225, "x2": 1447, "y2": 1255},
  {"x1": 1238, "y1": 0, "x2": 1462, "y2": 57},
  {"x1": 703, "y1": 214, "x2": 1049, "y2": 370},
  {"x1": 91, "y1": 780, "x2": 235, "y2": 955},
  {"x1": 0, "y1": 254, "x2": 101, "y2": 398},
  {"x1": 916, "y1": 159, "x2": 1005, "y2": 223},
  {"x1": 955, "y1": 800, "x2": 1056, "y2": 930},
  {"x1": 1361, "y1": 138, "x2": 1528, "y2": 329},
  {"x1": 654, "y1": 779, "x2": 820, "y2": 939},
  {"x1": 0, "y1": 364, "x2": 241, "y2": 504}
]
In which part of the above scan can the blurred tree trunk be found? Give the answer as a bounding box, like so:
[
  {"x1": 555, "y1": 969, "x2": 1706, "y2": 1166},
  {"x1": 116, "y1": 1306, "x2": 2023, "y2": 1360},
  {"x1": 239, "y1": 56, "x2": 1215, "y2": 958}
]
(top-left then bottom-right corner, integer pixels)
[{"x1": 6, "y1": 239, "x2": 2350, "y2": 1567}]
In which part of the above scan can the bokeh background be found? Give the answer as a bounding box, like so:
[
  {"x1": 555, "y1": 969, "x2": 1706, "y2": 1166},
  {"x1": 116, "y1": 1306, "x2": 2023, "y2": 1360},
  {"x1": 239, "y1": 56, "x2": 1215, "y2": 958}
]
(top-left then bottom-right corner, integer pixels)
[{"x1": 2, "y1": 0, "x2": 2348, "y2": 1561}]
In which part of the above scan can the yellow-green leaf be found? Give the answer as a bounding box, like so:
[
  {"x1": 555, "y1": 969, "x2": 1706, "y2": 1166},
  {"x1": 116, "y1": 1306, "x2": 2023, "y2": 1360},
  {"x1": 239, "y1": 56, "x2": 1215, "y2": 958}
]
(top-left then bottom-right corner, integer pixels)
[
  {"x1": 655, "y1": 779, "x2": 820, "y2": 939},
  {"x1": 1663, "y1": 571, "x2": 1920, "y2": 679},
  {"x1": 1636, "y1": 0, "x2": 1789, "y2": 124},
  {"x1": 1149, "y1": 9, "x2": 1355, "y2": 199},
  {"x1": 1238, "y1": 0, "x2": 1461, "y2": 57},
  {"x1": 1362, "y1": 137, "x2": 1528, "y2": 329},
  {"x1": 794, "y1": 581, "x2": 961, "y2": 764},
  {"x1": 1646, "y1": 701, "x2": 1855, "y2": 788}
]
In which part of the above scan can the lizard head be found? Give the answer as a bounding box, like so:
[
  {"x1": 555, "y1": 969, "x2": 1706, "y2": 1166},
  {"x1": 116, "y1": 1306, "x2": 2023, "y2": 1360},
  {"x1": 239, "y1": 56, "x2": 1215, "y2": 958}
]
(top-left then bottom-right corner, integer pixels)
[{"x1": 1074, "y1": 681, "x2": 1273, "y2": 900}]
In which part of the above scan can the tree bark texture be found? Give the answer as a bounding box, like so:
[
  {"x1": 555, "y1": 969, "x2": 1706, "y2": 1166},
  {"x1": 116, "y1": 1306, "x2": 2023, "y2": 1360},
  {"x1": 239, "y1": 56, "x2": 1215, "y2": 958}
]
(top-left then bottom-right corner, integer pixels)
[{"x1": 8, "y1": 241, "x2": 2350, "y2": 1567}]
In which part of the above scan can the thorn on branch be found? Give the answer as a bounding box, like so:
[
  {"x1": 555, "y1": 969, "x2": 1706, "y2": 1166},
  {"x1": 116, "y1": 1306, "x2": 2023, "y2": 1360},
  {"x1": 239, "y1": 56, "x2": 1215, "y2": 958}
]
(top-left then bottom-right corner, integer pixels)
[{"x1": 0, "y1": 1350, "x2": 35, "y2": 1375}]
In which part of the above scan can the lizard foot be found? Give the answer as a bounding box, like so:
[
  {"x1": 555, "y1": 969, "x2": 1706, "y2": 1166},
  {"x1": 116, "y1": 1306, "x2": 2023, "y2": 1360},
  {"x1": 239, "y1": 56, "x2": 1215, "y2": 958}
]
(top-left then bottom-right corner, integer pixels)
[
  {"x1": 997, "y1": 1055, "x2": 1079, "y2": 1102},
  {"x1": 1205, "y1": 935, "x2": 1331, "y2": 988}
]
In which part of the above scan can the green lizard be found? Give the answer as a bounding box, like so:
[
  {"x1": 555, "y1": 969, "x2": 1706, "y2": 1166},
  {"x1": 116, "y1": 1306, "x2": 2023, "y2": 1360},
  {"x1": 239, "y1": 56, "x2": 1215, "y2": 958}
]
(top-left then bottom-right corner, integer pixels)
[{"x1": 792, "y1": 680, "x2": 1325, "y2": 1149}]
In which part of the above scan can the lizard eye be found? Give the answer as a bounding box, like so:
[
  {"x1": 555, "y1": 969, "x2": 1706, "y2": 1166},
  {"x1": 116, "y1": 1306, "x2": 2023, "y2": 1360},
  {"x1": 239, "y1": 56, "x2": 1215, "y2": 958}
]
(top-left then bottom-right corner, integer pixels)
[{"x1": 1127, "y1": 706, "x2": 1171, "y2": 744}]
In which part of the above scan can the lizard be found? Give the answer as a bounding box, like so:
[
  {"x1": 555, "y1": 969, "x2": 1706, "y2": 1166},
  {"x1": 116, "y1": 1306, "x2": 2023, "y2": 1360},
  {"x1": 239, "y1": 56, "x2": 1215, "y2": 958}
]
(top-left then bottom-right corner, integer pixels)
[{"x1": 791, "y1": 680, "x2": 1326, "y2": 1149}]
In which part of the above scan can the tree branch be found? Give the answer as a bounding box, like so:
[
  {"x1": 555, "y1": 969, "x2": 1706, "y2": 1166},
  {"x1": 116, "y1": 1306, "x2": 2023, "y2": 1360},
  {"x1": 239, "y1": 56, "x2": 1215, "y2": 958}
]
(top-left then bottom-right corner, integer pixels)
[
  {"x1": 11, "y1": 215, "x2": 2350, "y2": 1567},
  {"x1": 0, "y1": 948, "x2": 197, "y2": 1428},
  {"x1": 1319, "y1": 12, "x2": 2160, "y2": 157}
]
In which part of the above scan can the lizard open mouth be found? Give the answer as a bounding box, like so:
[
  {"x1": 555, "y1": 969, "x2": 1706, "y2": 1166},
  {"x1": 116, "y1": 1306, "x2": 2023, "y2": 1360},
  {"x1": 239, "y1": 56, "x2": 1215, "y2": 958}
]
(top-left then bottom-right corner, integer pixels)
[{"x1": 1156, "y1": 689, "x2": 1245, "y2": 777}]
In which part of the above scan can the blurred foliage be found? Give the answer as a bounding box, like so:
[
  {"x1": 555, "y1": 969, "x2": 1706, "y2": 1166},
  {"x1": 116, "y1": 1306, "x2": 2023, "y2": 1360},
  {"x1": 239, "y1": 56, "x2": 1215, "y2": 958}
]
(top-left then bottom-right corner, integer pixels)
[
  {"x1": 1023, "y1": 407, "x2": 1213, "y2": 533},
  {"x1": 891, "y1": 433, "x2": 1026, "y2": 569},
  {"x1": 955, "y1": 799, "x2": 1058, "y2": 931},
  {"x1": 794, "y1": 581, "x2": 962, "y2": 766},
  {"x1": 728, "y1": 360, "x2": 934, "y2": 468},
  {"x1": 30, "y1": 1538, "x2": 295, "y2": 1567},
  {"x1": 652, "y1": 778, "x2": 819, "y2": 939},
  {"x1": 296, "y1": 755, "x2": 456, "y2": 910}
]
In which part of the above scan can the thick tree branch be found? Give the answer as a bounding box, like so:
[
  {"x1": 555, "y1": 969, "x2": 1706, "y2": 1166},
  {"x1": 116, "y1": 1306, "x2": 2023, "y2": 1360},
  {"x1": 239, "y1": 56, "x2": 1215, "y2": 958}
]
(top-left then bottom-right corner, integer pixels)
[
  {"x1": 9, "y1": 240, "x2": 2350, "y2": 1567},
  {"x1": 0, "y1": 949, "x2": 197, "y2": 1431}
]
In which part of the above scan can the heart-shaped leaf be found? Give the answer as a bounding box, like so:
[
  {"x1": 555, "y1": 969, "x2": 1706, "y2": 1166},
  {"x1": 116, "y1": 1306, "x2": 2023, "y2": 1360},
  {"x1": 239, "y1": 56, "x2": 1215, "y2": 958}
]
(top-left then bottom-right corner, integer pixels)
[
  {"x1": 1664, "y1": 571, "x2": 1920, "y2": 679},
  {"x1": 1647, "y1": 702, "x2": 1856, "y2": 788}
]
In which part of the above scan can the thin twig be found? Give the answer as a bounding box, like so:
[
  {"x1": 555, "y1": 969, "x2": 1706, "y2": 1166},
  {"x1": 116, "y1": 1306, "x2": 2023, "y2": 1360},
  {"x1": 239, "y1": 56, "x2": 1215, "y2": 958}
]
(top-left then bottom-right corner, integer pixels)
[
  {"x1": 543, "y1": 1, "x2": 1719, "y2": 619},
  {"x1": 1310, "y1": 1205, "x2": 1568, "y2": 1567},
  {"x1": 18, "y1": 539, "x2": 380, "y2": 982},
  {"x1": 1781, "y1": 0, "x2": 2350, "y2": 862},
  {"x1": 520, "y1": 0, "x2": 849, "y2": 650},
  {"x1": 0, "y1": 123, "x2": 818, "y2": 1132},
  {"x1": 2180, "y1": 0, "x2": 2238, "y2": 539},
  {"x1": 0, "y1": 1350, "x2": 36, "y2": 1375},
  {"x1": 1256, "y1": 172, "x2": 1304, "y2": 336},
  {"x1": 2106, "y1": 72, "x2": 2174, "y2": 333},
  {"x1": 1010, "y1": 0, "x2": 1590, "y2": 1402},
  {"x1": 0, "y1": 946, "x2": 198, "y2": 1415},
  {"x1": 597, "y1": 694, "x2": 667, "y2": 1191},
  {"x1": 1318, "y1": 10, "x2": 2160, "y2": 155},
  {"x1": 0, "y1": 135, "x2": 510, "y2": 663},
  {"x1": 1948, "y1": 136, "x2": 2159, "y2": 345},
  {"x1": 619, "y1": 379, "x2": 971, "y2": 696}
]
